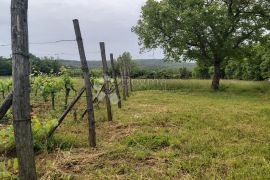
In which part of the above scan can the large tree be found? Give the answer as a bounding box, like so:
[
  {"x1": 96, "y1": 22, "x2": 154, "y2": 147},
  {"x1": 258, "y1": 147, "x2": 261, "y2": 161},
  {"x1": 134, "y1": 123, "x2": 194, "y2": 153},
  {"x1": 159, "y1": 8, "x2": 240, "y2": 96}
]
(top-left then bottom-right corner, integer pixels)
[{"x1": 133, "y1": 0, "x2": 270, "y2": 90}]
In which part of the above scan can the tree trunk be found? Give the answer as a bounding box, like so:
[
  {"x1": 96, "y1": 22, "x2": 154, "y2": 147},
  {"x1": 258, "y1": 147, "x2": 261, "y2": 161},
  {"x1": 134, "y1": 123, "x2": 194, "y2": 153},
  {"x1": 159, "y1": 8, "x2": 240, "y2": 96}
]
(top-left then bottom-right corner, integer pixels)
[
  {"x1": 11, "y1": 0, "x2": 37, "y2": 179},
  {"x1": 211, "y1": 61, "x2": 221, "y2": 91}
]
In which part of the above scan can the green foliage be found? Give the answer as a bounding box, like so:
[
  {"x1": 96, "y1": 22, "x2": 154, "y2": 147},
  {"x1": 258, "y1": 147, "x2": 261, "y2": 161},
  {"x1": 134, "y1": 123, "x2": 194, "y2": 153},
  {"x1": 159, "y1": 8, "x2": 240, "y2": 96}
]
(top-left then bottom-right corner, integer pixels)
[
  {"x1": 225, "y1": 60, "x2": 243, "y2": 79},
  {"x1": 0, "y1": 116, "x2": 59, "y2": 153},
  {"x1": 31, "y1": 54, "x2": 61, "y2": 75},
  {"x1": 45, "y1": 134, "x2": 76, "y2": 151},
  {"x1": 133, "y1": 0, "x2": 270, "y2": 88},
  {"x1": 179, "y1": 67, "x2": 192, "y2": 79},
  {"x1": 60, "y1": 67, "x2": 76, "y2": 93},
  {"x1": 192, "y1": 65, "x2": 211, "y2": 79},
  {"x1": 39, "y1": 76, "x2": 63, "y2": 98},
  {"x1": 90, "y1": 69, "x2": 103, "y2": 78},
  {"x1": 132, "y1": 67, "x2": 192, "y2": 79},
  {"x1": 0, "y1": 78, "x2": 12, "y2": 98},
  {"x1": 0, "y1": 57, "x2": 12, "y2": 76},
  {"x1": 225, "y1": 41, "x2": 270, "y2": 81},
  {"x1": 134, "y1": 0, "x2": 270, "y2": 62},
  {"x1": 0, "y1": 158, "x2": 18, "y2": 179},
  {"x1": 60, "y1": 67, "x2": 74, "y2": 86},
  {"x1": 0, "y1": 126, "x2": 14, "y2": 152},
  {"x1": 0, "y1": 55, "x2": 61, "y2": 76},
  {"x1": 260, "y1": 39, "x2": 270, "y2": 80},
  {"x1": 32, "y1": 74, "x2": 63, "y2": 107},
  {"x1": 260, "y1": 58, "x2": 270, "y2": 80}
]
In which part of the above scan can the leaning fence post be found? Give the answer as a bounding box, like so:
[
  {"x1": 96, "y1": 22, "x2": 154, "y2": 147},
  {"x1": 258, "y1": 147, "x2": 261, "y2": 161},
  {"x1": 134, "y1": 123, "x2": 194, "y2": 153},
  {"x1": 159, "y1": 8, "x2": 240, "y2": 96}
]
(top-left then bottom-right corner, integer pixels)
[
  {"x1": 0, "y1": 91, "x2": 13, "y2": 121},
  {"x1": 47, "y1": 87, "x2": 86, "y2": 138},
  {"x1": 73, "y1": 19, "x2": 96, "y2": 147},
  {"x1": 110, "y1": 53, "x2": 122, "y2": 109},
  {"x1": 99, "y1": 42, "x2": 113, "y2": 121}
]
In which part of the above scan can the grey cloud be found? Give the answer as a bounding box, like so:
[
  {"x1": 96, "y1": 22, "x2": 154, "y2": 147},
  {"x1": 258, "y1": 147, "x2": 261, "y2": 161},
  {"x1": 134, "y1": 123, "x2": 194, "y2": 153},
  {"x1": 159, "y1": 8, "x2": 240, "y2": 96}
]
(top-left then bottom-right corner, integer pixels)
[{"x1": 0, "y1": 0, "x2": 164, "y2": 60}]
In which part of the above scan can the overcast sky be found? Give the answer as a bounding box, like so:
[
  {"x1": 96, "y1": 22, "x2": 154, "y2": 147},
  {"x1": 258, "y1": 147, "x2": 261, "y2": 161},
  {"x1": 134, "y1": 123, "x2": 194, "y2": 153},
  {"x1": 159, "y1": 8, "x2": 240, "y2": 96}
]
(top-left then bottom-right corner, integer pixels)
[{"x1": 0, "y1": 0, "x2": 164, "y2": 60}]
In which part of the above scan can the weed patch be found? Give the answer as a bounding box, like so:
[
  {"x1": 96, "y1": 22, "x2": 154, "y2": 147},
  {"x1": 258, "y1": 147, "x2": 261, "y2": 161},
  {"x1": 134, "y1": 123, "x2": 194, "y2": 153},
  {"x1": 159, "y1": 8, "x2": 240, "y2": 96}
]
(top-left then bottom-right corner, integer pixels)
[{"x1": 122, "y1": 133, "x2": 170, "y2": 151}]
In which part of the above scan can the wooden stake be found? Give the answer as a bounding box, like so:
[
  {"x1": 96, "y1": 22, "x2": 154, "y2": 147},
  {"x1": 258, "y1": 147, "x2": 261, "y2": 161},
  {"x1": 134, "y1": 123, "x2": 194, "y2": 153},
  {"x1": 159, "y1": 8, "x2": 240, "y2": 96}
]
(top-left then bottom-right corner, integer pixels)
[
  {"x1": 81, "y1": 84, "x2": 105, "y2": 119},
  {"x1": 110, "y1": 53, "x2": 121, "y2": 109},
  {"x1": 11, "y1": 0, "x2": 37, "y2": 179},
  {"x1": 124, "y1": 62, "x2": 129, "y2": 97},
  {"x1": 73, "y1": 19, "x2": 96, "y2": 147},
  {"x1": 99, "y1": 42, "x2": 113, "y2": 121},
  {"x1": 128, "y1": 65, "x2": 133, "y2": 92},
  {"x1": 47, "y1": 87, "x2": 85, "y2": 138},
  {"x1": 0, "y1": 91, "x2": 13, "y2": 121},
  {"x1": 120, "y1": 64, "x2": 127, "y2": 100}
]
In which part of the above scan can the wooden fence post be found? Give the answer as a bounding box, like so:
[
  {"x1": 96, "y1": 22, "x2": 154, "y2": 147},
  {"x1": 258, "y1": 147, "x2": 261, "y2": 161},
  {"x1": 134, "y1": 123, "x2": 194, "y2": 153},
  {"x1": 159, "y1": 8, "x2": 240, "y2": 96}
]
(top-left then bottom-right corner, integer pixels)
[
  {"x1": 11, "y1": 0, "x2": 37, "y2": 179},
  {"x1": 128, "y1": 65, "x2": 133, "y2": 92},
  {"x1": 99, "y1": 42, "x2": 113, "y2": 121},
  {"x1": 73, "y1": 19, "x2": 96, "y2": 147},
  {"x1": 110, "y1": 53, "x2": 122, "y2": 109},
  {"x1": 124, "y1": 62, "x2": 129, "y2": 97},
  {"x1": 120, "y1": 64, "x2": 127, "y2": 100}
]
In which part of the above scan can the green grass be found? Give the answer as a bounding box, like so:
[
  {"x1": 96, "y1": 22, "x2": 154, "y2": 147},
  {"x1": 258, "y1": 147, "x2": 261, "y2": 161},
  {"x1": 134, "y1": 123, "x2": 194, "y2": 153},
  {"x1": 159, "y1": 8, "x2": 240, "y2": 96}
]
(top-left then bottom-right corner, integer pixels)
[
  {"x1": 133, "y1": 79, "x2": 270, "y2": 95},
  {"x1": 2, "y1": 79, "x2": 270, "y2": 179}
]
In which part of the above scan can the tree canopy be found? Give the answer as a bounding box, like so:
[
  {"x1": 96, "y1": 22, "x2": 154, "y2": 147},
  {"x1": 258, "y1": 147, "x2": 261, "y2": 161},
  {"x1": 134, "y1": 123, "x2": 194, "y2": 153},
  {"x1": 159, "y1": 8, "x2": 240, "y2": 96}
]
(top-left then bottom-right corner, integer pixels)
[{"x1": 133, "y1": 0, "x2": 270, "y2": 89}]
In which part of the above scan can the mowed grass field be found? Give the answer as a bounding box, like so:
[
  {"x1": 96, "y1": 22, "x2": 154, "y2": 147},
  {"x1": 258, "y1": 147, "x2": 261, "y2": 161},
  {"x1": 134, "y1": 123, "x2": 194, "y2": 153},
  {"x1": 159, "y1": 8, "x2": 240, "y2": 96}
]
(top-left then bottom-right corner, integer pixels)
[{"x1": 1, "y1": 79, "x2": 270, "y2": 179}]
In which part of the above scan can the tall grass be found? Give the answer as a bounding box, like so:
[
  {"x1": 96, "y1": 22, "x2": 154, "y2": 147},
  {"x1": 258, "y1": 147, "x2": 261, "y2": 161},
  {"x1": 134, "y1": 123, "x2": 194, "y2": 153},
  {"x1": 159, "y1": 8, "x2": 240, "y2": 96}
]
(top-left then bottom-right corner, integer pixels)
[{"x1": 133, "y1": 79, "x2": 270, "y2": 95}]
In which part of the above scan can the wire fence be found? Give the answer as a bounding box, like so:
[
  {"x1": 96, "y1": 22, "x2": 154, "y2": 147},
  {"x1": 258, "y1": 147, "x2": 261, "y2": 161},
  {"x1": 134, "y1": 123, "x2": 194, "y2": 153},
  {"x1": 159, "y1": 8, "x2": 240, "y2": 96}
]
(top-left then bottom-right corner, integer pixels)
[{"x1": 0, "y1": 39, "x2": 101, "y2": 59}]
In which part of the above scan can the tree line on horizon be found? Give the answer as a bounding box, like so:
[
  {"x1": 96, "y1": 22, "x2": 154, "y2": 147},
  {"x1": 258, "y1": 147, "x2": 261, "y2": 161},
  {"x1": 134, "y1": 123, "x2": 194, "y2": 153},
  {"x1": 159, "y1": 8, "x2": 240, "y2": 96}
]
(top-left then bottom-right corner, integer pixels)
[{"x1": 0, "y1": 47, "x2": 269, "y2": 81}]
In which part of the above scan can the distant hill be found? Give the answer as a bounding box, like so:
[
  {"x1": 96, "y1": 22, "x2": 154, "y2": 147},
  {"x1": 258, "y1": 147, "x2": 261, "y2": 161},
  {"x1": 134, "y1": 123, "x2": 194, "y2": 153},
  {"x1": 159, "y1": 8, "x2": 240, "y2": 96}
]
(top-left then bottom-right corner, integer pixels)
[
  {"x1": 60, "y1": 60, "x2": 102, "y2": 68},
  {"x1": 59, "y1": 59, "x2": 195, "y2": 70}
]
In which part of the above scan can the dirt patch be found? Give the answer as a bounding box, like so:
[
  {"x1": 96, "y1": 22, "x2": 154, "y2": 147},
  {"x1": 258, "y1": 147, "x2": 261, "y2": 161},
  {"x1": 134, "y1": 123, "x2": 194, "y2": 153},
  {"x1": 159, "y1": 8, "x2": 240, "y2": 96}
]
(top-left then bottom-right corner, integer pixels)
[{"x1": 97, "y1": 122, "x2": 140, "y2": 142}]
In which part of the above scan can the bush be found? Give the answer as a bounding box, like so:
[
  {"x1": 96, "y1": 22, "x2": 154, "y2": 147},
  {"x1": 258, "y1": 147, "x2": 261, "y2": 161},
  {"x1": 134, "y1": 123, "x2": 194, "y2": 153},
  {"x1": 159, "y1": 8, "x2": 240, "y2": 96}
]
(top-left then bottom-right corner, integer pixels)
[
  {"x1": 260, "y1": 58, "x2": 270, "y2": 80},
  {"x1": 31, "y1": 54, "x2": 61, "y2": 75},
  {"x1": 179, "y1": 67, "x2": 192, "y2": 79},
  {"x1": 131, "y1": 67, "x2": 192, "y2": 79},
  {"x1": 192, "y1": 65, "x2": 210, "y2": 79},
  {"x1": 0, "y1": 58, "x2": 12, "y2": 76}
]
